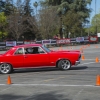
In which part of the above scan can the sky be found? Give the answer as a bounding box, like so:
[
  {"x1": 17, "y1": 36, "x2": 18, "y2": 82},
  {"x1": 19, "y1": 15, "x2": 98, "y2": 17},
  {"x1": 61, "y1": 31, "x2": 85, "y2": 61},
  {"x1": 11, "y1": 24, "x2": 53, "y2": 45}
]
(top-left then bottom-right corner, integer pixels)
[{"x1": 90, "y1": 0, "x2": 100, "y2": 21}]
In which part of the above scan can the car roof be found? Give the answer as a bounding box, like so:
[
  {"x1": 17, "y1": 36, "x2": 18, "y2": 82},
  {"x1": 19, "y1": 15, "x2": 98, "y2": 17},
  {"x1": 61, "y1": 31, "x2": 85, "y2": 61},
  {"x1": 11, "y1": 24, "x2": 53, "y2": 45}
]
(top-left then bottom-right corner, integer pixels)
[{"x1": 14, "y1": 44, "x2": 42, "y2": 48}]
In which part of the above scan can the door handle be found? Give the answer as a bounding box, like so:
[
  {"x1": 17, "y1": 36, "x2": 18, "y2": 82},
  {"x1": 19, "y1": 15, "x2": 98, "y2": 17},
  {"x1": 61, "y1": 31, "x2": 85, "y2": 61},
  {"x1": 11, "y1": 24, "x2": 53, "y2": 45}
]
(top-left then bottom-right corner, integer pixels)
[{"x1": 24, "y1": 56, "x2": 28, "y2": 58}]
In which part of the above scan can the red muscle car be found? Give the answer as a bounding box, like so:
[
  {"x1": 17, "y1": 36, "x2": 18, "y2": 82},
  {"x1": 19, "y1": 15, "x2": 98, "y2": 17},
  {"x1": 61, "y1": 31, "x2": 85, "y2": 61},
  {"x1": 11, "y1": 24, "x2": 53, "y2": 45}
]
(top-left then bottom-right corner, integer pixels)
[{"x1": 0, "y1": 44, "x2": 81, "y2": 74}]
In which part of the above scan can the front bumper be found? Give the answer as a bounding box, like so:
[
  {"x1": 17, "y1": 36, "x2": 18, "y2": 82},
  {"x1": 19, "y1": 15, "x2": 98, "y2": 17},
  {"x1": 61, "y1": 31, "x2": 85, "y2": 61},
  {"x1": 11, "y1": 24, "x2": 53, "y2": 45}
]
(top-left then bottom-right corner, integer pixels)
[
  {"x1": 75, "y1": 54, "x2": 81, "y2": 65},
  {"x1": 75, "y1": 61, "x2": 80, "y2": 65}
]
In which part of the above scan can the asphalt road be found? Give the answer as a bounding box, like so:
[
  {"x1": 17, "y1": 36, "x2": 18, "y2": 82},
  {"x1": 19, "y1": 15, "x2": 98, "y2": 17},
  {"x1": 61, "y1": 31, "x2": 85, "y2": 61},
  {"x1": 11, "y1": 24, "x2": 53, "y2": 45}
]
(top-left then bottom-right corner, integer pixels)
[{"x1": 0, "y1": 44, "x2": 100, "y2": 100}]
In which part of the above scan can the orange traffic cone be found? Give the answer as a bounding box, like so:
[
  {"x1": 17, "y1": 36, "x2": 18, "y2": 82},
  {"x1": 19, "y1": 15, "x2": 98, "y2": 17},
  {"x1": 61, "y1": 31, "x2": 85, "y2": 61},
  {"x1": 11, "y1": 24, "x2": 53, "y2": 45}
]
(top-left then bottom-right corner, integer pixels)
[
  {"x1": 82, "y1": 55, "x2": 85, "y2": 60},
  {"x1": 95, "y1": 57, "x2": 99, "y2": 63},
  {"x1": 80, "y1": 48, "x2": 83, "y2": 53},
  {"x1": 59, "y1": 46, "x2": 63, "y2": 51},
  {"x1": 88, "y1": 44, "x2": 90, "y2": 46},
  {"x1": 96, "y1": 75, "x2": 100, "y2": 86},
  {"x1": 7, "y1": 75, "x2": 12, "y2": 85},
  {"x1": 96, "y1": 46, "x2": 98, "y2": 48}
]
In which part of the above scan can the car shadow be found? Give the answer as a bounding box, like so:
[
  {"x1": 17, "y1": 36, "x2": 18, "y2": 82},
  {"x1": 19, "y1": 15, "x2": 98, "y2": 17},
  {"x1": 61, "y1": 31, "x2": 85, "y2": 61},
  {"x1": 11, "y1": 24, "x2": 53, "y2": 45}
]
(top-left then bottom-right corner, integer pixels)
[
  {"x1": 70, "y1": 66, "x2": 88, "y2": 70},
  {"x1": 0, "y1": 91, "x2": 70, "y2": 100},
  {"x1": 12, "y1": 66, "x2": 88, "y2": 74},
  {"x1": 13, "y1": 67, "x2": 60, "y2": 74}
]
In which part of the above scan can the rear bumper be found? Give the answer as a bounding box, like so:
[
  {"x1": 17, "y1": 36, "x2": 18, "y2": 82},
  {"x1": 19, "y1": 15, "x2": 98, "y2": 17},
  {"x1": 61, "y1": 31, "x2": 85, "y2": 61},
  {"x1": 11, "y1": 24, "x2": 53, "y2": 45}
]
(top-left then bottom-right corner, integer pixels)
[{"x1": 75, "y1": 61, "x2": 80, "y2": 65}]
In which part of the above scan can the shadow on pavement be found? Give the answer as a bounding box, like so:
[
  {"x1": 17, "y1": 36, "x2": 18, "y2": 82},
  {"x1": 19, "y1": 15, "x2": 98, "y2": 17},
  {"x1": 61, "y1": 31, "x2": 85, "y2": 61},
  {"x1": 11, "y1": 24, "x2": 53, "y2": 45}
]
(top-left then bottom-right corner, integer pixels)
[
  {"x1": 11, "y1": 66, "x2": 88, "y2": 74},
  {"x1": 70, "y1": 66, "x2": 88, "y2": 70},
  {"x1": 0, "y1": 92, "x2": 70, "y2": 100},
  {"x1": 13, "y1": 67, "x2": 60, "y2": 74}
]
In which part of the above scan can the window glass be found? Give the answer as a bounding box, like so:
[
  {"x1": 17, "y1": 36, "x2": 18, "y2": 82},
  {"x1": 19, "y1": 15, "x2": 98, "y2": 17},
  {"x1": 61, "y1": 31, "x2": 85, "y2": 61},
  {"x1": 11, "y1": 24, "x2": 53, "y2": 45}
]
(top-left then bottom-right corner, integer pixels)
[
  {"x1": 38, "y1": 47, "x2": 45, "y2": 53},
  {"x1": 24, "y1": 47, "x2": 45, "y2": 54},
  {"x1": 25, "y1": 48, "x2": 34, "y2": 54},
  {"x1": 15, "y1": 48, "x2": 23, "y2": 55},
  {"x1": 42, "y1": 45, "x2": 51, "y2": 52}
]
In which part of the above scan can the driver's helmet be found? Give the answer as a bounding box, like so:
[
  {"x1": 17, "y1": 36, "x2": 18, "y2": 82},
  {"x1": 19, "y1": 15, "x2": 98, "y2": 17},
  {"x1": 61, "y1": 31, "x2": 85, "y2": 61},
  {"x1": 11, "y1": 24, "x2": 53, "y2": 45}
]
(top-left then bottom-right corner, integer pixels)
[{"x1": 26, "y1": 48, "x2": 34, "y2": 53}]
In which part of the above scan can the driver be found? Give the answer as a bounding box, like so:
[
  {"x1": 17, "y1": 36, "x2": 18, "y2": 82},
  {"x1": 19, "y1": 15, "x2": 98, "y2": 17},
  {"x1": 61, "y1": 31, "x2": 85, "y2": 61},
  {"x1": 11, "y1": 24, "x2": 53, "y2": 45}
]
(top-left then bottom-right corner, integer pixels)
[{"x1": 26, "y1": 48, "x2": 34, "y2": 54}]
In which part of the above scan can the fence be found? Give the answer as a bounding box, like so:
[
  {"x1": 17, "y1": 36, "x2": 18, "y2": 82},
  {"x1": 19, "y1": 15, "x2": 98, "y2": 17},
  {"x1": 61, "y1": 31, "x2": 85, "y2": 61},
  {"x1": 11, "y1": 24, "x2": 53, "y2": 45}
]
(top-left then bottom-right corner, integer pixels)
[{"x1": 0, "y1": 36, "x2": 98, "y2": 50}]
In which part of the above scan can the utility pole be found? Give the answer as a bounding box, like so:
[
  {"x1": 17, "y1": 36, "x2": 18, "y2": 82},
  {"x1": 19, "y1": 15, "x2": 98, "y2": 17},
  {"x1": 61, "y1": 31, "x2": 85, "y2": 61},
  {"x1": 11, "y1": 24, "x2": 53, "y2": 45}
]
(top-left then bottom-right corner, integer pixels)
[
  {"x1": 95, "y1": 0, "x2": 97, "y2": 34},
  {"x1": 59, "y1": 16, "x2": 63, "y2": 39},
  {"x1": 88, "y1": 1, "x2": 91, "y2": 36}
]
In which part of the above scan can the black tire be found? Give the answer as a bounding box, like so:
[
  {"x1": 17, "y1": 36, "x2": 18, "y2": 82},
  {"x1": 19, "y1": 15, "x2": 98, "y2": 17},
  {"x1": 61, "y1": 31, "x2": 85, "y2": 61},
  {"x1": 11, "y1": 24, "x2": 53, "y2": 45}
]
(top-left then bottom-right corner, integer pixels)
[
  {"x1": 0, "y1": 63, "x2": 12, "y2": 74},
  {"x1": 58, "y1": 59, "x2": 71, "y2": 70}
]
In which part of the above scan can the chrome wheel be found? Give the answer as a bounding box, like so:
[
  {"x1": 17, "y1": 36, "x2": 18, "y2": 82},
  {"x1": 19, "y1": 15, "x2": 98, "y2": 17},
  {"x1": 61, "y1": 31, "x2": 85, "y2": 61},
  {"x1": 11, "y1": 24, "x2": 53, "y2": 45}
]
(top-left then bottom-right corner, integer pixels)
[
  {"x1": 58, "y1": 59, "x2": 71, "y2": 70},
  {"x1": 0, "y1": 63, "x2": 12, "y2": 74}
]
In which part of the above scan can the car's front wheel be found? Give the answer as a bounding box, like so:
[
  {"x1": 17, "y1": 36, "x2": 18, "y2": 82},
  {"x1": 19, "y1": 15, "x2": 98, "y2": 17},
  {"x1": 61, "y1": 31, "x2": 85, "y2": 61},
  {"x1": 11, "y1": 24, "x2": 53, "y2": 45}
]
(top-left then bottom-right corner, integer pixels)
[
  {"x1": 0, "y1": 63, "x2": 12, "y2": 74},
  {"x1": 58, "y1": 59, "x2": 71, "y2": 70}
]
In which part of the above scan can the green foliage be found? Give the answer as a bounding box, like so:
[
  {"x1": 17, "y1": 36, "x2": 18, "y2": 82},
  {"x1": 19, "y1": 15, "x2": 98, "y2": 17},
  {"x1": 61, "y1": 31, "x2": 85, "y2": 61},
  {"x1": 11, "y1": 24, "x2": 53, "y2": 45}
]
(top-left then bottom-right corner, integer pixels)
[
  {"x1": 0, "y1": 31, "x2": 7, "y2": 37},
  {"x1": 0, "y1": 12, "x2": 6, "y2": 24},
  {"x1": 91, "y1": 14, "x2": 100, "y2": 33},
  {"x1": 0, "y1": 0, "x2": 93, "y2": 40},
  {"x1": 0, "y1": 0, "x2": 38, "y2": 41},
  {"x1": 40, "y1": 0, "x2": 92, "y2": 38},
  {"x1": 0, "y1": 12, "x2": 7, "y2": 40}
]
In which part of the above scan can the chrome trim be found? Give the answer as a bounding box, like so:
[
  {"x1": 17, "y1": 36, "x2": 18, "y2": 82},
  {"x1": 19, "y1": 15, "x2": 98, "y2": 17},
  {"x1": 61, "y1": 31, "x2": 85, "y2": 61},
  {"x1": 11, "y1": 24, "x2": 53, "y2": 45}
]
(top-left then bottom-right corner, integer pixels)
[
  {"x1": 13, "y1": 66, "x2": 55, "y2": 69},
  {"x1": 13, "y1": 47, "x2": 24, "y2": 55},
  {"x1": 24, "y1": 46, "x2": 47, "y2": 54},
  {"x1": 13, "y1": 46, "x2": 47, "y2": 55},
  {"x1": 51, "y1": 62, "x2": 55, "y2": 63},
  {"x1": 38, "y1": 46, "x2": 47, "y2": 54},
  {"x1": 75, "y1": 61, "x2": 80, "y2": 65}
]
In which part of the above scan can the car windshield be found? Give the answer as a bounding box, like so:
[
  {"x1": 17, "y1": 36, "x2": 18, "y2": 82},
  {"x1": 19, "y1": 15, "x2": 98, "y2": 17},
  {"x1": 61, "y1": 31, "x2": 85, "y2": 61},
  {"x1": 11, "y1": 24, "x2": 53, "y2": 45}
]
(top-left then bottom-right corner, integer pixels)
[{"x1": 42, "y1": 45, "x2": 51, "y2": 52}]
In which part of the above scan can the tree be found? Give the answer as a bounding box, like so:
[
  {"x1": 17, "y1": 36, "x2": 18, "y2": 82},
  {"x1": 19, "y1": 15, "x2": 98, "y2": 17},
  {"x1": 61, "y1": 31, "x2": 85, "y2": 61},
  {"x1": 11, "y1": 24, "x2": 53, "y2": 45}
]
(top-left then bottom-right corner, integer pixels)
[
  {"x1": 7, "y1": 13, "x2": 25, "y2": 41},
  {"x1": 22, "y1": 0, "x2": 38, "y2": 40},
  {"x1": 0, "y1": 12, "x2": 7, "y2": 41},
  {"x1": 33, "y1": 1, "x2": 38, "y2": 15},
  {"x1": 63, "y1": 10, "x2": 83, "y2": 37},
  {"x1": 43, "y1": 0, "x2": 61, "y2": 6},
  {"x1": 41, "y1": 0, "x2": 92, "y2": 38},
  {"x1": 38, "y1": 6, "x2": 60, "y2": 39},
  {"x1": 6, "y1": 0, "x2": 38, "y2": 41},
  {"x1": 0, "y1": 0, "x2": 5, "y2": 12},
  {"x1": 91, "y1": 14, "x2": 100, "y2": 34},
  {"x1": 0, "y1": 0, "x2": 15, "y2": 16}
]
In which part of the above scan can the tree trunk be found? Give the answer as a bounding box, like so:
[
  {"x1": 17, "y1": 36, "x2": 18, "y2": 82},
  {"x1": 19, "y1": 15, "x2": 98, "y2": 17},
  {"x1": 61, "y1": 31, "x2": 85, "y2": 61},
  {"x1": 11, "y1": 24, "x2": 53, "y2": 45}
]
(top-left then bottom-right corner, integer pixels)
[{"x1": 59, "y1": 27, "x2": 63, "y2": 39}]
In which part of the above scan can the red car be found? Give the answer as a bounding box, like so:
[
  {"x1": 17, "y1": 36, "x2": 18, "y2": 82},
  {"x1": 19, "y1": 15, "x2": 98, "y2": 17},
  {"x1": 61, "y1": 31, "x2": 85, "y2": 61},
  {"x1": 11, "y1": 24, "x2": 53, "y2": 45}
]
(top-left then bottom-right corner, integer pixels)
[{"x1": 0, "y1": 44, "x2": 81, "y2": 74}]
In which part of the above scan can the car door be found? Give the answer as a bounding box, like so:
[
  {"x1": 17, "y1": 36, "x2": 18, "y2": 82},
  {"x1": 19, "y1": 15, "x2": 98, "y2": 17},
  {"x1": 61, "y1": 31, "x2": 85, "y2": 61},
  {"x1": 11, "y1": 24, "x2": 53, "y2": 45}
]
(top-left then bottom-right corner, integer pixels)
[
  {"x1": 11, "y1": 48, "x2": 24, "y2": 68},
  {"x1": 23, "y1": 46, "x2": 50, "y2": 67}
]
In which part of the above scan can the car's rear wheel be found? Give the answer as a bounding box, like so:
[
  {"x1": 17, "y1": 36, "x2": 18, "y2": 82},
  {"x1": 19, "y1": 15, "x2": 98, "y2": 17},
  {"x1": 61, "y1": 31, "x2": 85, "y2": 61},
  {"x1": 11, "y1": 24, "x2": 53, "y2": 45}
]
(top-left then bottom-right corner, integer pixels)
[
  {"x1": 58, "y1": 59, "x2": 71, "y2": 70},
  {"x1": 0, "y1": 63, "x2": 12, "y2": 74}
]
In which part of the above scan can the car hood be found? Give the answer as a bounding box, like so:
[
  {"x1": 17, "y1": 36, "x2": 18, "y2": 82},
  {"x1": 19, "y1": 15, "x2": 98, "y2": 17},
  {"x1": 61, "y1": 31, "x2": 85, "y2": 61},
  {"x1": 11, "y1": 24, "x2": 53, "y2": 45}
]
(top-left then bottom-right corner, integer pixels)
[{"x1": 51, "y1": 50, "x2": 80, "y2": 53}]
